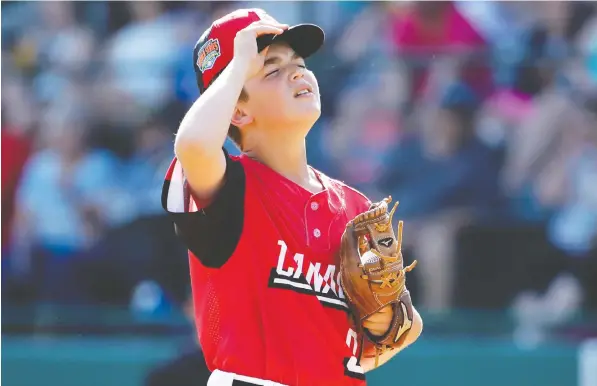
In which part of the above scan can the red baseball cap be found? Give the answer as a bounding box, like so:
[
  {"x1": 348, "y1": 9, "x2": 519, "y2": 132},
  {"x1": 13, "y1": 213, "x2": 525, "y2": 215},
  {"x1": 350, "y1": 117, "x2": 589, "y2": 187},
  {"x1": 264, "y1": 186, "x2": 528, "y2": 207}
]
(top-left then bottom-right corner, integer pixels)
[{"x1": 193, "y1": 8, "x2": 325, "y2": 93}]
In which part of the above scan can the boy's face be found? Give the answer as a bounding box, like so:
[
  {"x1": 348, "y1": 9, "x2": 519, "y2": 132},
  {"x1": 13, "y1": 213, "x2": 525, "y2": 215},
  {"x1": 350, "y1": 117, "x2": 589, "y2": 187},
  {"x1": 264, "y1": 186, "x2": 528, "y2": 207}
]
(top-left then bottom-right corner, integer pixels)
[{"x1": 240, "y1": 42, "x2": 321, "y2": 137}]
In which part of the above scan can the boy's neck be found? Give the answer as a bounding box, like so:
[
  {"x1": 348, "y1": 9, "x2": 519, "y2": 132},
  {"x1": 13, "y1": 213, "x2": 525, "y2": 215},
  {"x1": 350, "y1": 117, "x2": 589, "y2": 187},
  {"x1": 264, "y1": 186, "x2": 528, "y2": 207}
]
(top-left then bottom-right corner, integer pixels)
[{"x1": 246, "y1": 138, "x2": 313, "y2": 188}]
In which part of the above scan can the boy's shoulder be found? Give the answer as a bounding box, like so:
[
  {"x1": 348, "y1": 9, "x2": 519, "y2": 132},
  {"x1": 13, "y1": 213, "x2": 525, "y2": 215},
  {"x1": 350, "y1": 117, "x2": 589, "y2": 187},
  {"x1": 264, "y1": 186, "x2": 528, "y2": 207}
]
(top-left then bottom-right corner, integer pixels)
[
  {"x1": 338, "y1": 180, "x2": 371, "y2": 206},
  {"x1": 320, "y1": 172, "x2": 372, "y2": 213}
]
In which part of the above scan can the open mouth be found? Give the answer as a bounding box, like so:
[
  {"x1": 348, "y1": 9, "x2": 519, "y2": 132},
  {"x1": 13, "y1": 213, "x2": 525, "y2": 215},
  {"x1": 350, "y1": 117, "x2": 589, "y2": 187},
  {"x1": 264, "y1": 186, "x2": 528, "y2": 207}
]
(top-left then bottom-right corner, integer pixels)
[{"x1": 294, "y1": 87, "x2": 313, "y2": 97}]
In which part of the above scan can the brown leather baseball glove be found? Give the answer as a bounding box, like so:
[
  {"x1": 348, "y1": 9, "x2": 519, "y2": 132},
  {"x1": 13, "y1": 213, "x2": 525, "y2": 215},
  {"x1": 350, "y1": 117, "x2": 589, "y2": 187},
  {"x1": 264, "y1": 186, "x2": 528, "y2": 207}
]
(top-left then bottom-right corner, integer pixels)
[{"x1": 339, "y1": 196, "x2": 417, "y2": 367}]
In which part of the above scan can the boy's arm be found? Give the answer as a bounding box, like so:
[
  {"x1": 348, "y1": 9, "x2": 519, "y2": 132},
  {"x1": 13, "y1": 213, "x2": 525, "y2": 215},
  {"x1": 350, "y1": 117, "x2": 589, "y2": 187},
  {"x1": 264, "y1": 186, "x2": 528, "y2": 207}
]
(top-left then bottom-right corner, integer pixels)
[
  {"x1": 174, "y1": 22, "x2": 287, "y2": 202},
  {"x1": 174, "y1": 59, "x2": 248, "y2": 202}
]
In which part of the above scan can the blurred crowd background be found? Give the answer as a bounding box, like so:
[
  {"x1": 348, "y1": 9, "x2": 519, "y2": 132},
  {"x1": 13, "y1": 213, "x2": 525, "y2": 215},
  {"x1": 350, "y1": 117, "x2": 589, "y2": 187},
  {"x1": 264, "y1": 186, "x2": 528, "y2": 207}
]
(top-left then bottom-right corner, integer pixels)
[{"x1": 2, "y1": 1, "x2": 597, "y2": 386}]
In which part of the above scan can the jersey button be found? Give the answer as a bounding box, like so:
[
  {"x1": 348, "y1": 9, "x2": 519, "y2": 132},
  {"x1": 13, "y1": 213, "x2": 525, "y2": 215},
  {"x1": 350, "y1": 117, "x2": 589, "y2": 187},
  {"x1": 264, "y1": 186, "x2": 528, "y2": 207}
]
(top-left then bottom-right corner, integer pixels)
[
  {"x1": 311, "y1": 202, "x2": 319, "y2": 211},
  {"x1": 313, "y1": 228, "x2": 321, "y2": 238}
]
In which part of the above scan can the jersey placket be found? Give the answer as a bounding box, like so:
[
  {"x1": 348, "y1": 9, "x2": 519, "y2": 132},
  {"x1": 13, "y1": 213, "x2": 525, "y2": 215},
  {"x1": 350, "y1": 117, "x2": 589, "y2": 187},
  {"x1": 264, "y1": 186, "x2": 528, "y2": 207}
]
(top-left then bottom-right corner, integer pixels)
[{"x1": 304, "y1": 191, "x2": 333, "y2": 251}]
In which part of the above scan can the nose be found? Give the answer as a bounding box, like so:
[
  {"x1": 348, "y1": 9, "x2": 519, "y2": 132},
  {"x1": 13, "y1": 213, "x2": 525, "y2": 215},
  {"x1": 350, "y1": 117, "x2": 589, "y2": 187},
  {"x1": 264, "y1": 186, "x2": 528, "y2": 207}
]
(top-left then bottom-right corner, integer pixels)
[{"x1": 290, "y1": 65, "x2": 304, "y2": 82}]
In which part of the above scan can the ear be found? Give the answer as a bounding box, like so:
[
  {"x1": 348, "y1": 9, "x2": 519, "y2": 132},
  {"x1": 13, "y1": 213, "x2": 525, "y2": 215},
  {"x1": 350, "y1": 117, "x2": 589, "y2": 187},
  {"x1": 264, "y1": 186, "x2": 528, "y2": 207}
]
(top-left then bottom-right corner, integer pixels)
[{"x1": 231, "y1": 105, "x2": 253, "y2": 128}]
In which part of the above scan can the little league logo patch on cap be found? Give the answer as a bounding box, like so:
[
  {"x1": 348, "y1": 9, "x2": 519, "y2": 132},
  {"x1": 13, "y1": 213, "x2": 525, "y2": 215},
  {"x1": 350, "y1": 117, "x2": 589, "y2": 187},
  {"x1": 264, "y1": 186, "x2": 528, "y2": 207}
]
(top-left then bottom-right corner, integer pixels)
[{"x1": 197, "y1": 38, "x2": 221, "y2": 73}]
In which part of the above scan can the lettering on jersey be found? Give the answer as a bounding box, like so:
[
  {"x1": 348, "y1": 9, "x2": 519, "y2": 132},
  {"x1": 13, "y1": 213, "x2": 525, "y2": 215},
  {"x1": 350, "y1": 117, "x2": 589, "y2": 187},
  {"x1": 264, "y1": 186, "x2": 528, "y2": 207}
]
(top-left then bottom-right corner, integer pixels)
[
  {"x1": 268, "y1": 240, "x2": 348, "y2": 311},
  {"x1": 343, "y1": 328, "x2": 365, "y2": 380}
]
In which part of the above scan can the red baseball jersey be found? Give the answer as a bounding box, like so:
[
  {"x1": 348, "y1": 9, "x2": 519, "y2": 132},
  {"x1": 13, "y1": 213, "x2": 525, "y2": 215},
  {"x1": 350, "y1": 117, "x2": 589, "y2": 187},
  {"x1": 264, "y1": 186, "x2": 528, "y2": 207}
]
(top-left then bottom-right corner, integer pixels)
[{"x1": 163, "y1": 150, "x2": 371, "y2": 385}]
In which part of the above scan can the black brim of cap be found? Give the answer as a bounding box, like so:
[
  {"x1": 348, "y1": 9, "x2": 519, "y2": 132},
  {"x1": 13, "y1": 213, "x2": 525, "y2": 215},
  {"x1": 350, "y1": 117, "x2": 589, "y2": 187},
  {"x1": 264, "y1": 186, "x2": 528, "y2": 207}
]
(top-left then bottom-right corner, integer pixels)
[{"x1": 256, "y1": 24, "x2": 324, "y2": 59}]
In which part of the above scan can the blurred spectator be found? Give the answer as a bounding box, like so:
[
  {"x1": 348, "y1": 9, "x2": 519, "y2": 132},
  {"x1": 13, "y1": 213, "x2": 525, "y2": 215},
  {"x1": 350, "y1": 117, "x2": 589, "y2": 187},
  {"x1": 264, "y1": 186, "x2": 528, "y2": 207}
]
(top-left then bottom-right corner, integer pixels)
[
  {"x1": 104, "y1": 2, "x2": 183, "y2": 109},
  {"x1": 547, "y1": 100, "x2": 597, "y2": 257},
  {"x1": 384, "y1": 83, "x2": 501, "y2": 218},
  {"x1": 20, "y1": 2, "x2": 96, "y2": 103},
  {"x1": 1, "y1": 78, "x2": 36, "y2": 252},
  {"x1": 574, "y1": 11, "x2": 597, "y2": 90},
  {"x1": 391, "y1": 1, "x2": 493, "y2": 100},
  {"x1": 11, "y1": 111, "x2": 122, "y2": 302},
  {"x1": 324, "y1": 59, "x2": 408, "y2": 197},
  {"x1": 380, "y1": 82, "x2": 502, "y2": 311},
  {"x1": 121, "y1": 115, "x2": 175, "y2": 219},
  {"x1": 500, "y1": 90, "x2": 585, "y2": 223},
  {"x1": 1, "y1": 125, "x2": 32, "y2": 249},
  {"x1": 72, "y1": 214, "x2": 188, "y2": 306}
]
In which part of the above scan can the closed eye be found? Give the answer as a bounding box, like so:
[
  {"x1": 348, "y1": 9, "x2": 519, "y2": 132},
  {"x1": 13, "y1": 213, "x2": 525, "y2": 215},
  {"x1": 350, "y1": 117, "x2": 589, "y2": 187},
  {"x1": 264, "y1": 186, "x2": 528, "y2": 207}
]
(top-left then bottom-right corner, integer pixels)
[
  {"x1": 265, "y1": 64, "x2": 306, "y2": 78},
  {"x1": 265, "y1": 69, "x2": 279, "y2": 78}
]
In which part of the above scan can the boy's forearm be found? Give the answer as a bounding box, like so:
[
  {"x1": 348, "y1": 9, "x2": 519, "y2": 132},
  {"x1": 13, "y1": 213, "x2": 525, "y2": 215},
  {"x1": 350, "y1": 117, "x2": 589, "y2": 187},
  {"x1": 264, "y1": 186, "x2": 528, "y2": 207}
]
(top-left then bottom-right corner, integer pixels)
[{"x1": 175, "y1": 59, "x2": 248, "y2": 155}]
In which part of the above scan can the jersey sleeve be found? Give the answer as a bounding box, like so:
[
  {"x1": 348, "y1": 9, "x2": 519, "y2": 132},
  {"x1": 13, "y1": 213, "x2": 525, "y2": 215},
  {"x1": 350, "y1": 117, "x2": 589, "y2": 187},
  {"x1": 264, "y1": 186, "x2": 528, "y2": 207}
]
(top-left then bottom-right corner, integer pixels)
[{"x1": 161, "y1": 148, "x2": 245, "y2": 268}]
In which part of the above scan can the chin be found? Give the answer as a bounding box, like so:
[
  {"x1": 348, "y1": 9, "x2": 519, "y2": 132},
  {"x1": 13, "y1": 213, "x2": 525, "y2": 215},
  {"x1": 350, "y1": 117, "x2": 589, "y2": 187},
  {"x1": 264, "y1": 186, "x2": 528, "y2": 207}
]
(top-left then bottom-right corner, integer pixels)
[
  {"x1": 275, "y1": 99, "x2": 321, "y2": 132},
  {"x1": 298, "y1": 101, "x2": 322, "y2": 120},
  {"x1": 297, "y1": 108, "x2": 321, "y2": 131},
  {"x1": 280, "y1": 112, "x2": 320, "y2": 139},
  {"x1": 306, "y1": 105, "x2": 322, "y2": 121}
]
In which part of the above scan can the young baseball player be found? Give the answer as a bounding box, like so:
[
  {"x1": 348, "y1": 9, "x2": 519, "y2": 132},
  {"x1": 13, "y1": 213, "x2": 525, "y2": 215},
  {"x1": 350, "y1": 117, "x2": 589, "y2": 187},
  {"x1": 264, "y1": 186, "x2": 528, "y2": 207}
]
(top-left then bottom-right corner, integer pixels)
[{"x1": 163, "y1": 8, "x2": 422, "y2": 386}]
